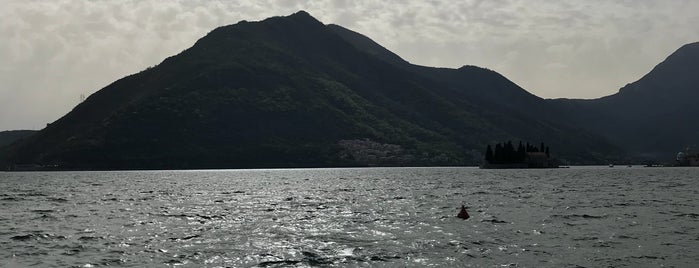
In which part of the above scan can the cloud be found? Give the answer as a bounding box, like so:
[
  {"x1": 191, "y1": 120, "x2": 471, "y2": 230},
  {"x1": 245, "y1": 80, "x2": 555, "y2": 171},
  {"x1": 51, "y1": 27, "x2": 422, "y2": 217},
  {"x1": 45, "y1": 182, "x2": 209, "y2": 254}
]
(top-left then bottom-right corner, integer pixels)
[
  {"x1": 1, "y1": 0, "x2": 698, "y2": 130},
  {"x1": 0, "y1": 0, "x2": 251, "y2": 130}
]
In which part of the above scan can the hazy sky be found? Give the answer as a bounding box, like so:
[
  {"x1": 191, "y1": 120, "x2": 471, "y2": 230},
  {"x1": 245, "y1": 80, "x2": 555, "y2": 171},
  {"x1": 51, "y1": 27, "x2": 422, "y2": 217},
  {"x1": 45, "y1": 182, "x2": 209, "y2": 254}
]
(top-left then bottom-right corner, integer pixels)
[{"x1": 2, "y1": 0, "x2": 698, "y2": 131}]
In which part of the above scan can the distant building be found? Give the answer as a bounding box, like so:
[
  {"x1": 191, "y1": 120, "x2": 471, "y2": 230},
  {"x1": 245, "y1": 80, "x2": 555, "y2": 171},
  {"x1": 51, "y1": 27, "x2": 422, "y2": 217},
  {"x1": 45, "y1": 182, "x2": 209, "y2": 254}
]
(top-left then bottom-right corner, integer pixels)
[
  {"x1": 676, "y1": 147, "x2": 699, "y2": 166},
  {"x1": 526, "y1": 152, "x2": 552, "y2": 168}
]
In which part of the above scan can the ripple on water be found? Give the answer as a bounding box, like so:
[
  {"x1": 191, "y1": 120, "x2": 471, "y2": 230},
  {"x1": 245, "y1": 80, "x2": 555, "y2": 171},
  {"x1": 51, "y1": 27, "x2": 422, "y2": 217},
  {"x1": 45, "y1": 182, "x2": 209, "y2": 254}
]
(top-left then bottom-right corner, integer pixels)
[
  {"x1": 1, "y1": 196, "x2": 23, "y2": 201},
  {"x1": 11, "y1": 233, "x2": 66, "y2": 241},
  {"x1": 47, "y1": 197, "x2": 69, "y2": 203},
  {"x1": 0, "y1": 168, "x2": 698, "y2": 267}
]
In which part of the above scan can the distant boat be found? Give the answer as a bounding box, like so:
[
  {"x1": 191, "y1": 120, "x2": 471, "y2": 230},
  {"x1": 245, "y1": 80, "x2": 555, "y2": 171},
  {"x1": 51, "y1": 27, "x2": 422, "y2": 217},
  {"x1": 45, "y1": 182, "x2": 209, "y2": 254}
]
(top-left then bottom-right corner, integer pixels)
[{"x1": 609, "y1": 164, "x2": 614, "y2": 167}]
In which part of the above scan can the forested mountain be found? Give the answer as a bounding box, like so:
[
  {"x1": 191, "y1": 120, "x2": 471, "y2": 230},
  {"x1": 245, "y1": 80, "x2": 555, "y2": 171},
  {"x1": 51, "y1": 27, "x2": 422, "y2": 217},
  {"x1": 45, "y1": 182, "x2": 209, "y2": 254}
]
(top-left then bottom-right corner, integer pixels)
[
  {"x1": 550, "y1": 42, "x2": 699, "y2": 160},
  {"x1": 327, "y1": 23, "x2": 617, "y2": 162},
  {"x1": 1, "y1": 11, "x2": 620, "y2": 169}
]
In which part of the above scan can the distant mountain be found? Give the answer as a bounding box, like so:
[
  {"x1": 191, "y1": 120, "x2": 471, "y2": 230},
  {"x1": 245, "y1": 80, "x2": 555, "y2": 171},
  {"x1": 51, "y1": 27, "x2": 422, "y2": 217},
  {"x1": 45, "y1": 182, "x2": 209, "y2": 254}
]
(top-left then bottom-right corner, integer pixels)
[
  {"x1": 550, "y1": 42, "x2": 699, "y2": 160},
  {"x1": 0, "y1": 130, "x2": 36, "y2": 160},
  {"x1": 1, "y1": 11, "x2": 618, "y2": 170},
  {"x1": 0, "y1": 130, "x2": 36, "y2": 148}
]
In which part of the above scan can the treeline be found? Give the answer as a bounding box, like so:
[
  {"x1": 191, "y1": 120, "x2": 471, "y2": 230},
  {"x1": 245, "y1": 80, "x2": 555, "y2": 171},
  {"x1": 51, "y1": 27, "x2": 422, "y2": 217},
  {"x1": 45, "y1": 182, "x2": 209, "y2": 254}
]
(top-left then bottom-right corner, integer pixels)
[{"x1": 485, "y1": 141, "x2": 549, "y2": 164}]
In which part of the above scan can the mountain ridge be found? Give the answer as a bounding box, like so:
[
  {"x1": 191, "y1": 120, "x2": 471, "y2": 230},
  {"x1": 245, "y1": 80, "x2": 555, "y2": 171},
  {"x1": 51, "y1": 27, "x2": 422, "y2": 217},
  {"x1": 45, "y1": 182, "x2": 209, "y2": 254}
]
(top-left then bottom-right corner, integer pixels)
[
  {"x1": 548, "y1": 41, "x2": 699, "y2": 159},
  {"x1": 0, "y1": 11, "x2": 636, "y2": 169}
]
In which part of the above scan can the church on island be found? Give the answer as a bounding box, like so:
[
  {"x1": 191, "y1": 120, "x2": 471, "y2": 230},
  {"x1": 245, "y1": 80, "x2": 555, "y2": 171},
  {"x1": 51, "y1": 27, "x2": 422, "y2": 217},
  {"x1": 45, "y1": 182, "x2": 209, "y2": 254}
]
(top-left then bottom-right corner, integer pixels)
[
  {"x1": 676, "y1": 147, "x2": 699, "y2": 166},
  {"x1": 480, "y1": 141, "x2": 559, "y2": 169}
]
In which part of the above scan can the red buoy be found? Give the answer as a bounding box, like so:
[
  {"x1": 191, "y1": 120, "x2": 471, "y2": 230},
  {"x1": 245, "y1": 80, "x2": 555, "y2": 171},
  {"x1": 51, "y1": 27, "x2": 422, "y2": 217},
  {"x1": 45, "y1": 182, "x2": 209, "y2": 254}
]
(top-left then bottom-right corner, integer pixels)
[{"x1": 457, "y1": 205, "x2": 470, "y2": 220}]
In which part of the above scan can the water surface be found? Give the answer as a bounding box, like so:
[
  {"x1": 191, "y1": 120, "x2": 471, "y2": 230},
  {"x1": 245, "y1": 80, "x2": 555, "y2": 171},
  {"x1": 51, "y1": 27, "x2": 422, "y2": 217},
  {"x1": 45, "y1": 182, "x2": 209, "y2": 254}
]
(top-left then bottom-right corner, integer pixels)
[{"x1": 1, "y1": 167, "x2": 697, "y2": 267}]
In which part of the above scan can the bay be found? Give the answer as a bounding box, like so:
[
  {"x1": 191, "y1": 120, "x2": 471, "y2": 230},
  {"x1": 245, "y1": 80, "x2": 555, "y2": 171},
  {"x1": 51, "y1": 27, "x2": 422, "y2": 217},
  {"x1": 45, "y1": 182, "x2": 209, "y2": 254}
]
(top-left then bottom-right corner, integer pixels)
[{"x1": 1, "y1": 167, "x2": 697, "y2": 267}]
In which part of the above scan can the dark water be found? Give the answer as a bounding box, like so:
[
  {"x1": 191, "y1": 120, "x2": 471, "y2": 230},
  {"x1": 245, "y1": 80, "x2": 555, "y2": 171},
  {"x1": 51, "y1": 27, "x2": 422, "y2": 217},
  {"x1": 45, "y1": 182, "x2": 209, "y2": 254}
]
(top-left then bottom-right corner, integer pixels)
[{"x1": 1, "y1": 167, "x2": 697, "y2": 267}]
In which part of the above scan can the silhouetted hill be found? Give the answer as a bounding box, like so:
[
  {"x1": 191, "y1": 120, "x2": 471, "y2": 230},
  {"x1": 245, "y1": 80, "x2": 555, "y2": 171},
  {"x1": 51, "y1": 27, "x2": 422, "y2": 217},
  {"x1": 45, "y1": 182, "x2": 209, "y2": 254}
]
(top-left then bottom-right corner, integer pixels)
[
  {"x1": 0, "y1": 130, "x2": 36, "y2": 160},
  {"x1": 0, "y1": 130, "x2": 36, "y2": 148},
  {"x1": 327, "y1": 24, "x2": 617, "y2": 162},
  {"x1": 1, "y1": 11, "x2": 618, "y2": 170},
  {"x1": 550, "y1": 42, "x2": 699, "y2": 160}
]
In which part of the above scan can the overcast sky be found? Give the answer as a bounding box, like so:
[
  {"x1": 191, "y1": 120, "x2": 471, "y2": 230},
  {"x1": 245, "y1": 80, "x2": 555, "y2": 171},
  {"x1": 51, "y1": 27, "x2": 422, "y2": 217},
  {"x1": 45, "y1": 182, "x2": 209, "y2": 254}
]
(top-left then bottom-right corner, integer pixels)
[{"x1": 2, "y1": 0, "x2": 698, "y2": 131}]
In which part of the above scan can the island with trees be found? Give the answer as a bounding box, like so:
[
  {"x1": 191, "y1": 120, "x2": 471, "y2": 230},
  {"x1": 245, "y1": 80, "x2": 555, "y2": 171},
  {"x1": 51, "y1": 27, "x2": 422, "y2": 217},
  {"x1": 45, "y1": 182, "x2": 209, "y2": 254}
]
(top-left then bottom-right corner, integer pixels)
[{"x1": 481, "y1": 141, "x2": 560, "y2": 169}]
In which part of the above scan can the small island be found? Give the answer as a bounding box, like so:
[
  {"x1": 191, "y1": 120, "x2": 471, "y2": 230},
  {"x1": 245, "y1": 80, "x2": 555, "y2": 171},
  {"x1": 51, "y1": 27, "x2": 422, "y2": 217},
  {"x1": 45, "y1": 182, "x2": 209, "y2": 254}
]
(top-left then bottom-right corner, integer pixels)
[{"x1": 480, "y1": 141, "x2": 559, "y2": 169}]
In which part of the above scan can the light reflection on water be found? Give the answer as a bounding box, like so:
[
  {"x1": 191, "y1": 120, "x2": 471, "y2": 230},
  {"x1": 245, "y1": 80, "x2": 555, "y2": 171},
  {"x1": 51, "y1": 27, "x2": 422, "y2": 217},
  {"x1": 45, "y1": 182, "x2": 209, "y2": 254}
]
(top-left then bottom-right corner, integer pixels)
[{"x1": 1, "y1": 167, "x2": 698, "y2": 267}]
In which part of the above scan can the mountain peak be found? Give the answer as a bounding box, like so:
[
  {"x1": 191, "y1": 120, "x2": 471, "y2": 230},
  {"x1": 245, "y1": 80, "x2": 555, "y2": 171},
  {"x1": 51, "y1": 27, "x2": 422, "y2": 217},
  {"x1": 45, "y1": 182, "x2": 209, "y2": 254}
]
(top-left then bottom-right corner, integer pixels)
[
  {"x1": 289, "y1": 10, "x2": 313, "y2": 19},
  {"x1": 191, "y1": 10, "x2": 327, "y2": 52},
  {"x1": 272, "y1": 10, "x2": 323, "y2": 26},
  {"x1": 617, "y1": 41, "x2": 699, "y2": 96},
  {"x1": 213, "y1": 10, "x2": 323, "y2": 32}
]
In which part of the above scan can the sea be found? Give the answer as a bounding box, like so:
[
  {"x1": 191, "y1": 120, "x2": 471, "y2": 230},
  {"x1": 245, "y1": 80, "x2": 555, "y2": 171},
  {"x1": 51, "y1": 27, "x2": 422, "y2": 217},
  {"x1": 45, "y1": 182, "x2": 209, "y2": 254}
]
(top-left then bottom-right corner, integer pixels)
[{"x1": 0, "y1": 167, "x2": 697, "y2": 267}]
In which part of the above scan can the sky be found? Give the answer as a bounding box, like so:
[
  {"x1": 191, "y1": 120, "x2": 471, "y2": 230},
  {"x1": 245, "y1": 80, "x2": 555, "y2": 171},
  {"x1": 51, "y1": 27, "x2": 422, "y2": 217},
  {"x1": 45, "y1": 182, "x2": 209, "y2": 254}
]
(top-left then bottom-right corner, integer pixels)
[{"x1": 1, "y1": 0, "x2": 698, "y2": 131}]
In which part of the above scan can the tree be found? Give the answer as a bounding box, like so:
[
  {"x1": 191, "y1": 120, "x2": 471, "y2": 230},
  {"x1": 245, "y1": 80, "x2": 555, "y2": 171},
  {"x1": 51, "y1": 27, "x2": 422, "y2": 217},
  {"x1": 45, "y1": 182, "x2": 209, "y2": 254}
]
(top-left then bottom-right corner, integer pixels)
[
  {"x1": 494, "y1": 143, "x2": 503, "y2": 164},
  {"x1": 486, "y1": 141, "x2": 551, "y2": 165},
  {"x1": 504, "y1": 141, "x2": 515, "y2": 162},
  {"x1": 485, "y1": 145, "x2": 494, "y2": 163},
  {"x1": 517, "y1": 141, "x2": 526, "y2": 162}
]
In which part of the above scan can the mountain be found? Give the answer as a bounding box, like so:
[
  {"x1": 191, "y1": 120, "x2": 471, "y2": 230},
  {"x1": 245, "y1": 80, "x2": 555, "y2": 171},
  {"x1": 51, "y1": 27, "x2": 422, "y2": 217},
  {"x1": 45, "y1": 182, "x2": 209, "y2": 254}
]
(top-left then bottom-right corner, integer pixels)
[
  {"x1": 0, "y1": 130, "x2": 36, "y2": 161},
  {"x1": 550, "y1": 42, "x2": 699, "y2": 160},
  {"x1": 1, "y1": 11, "x2": 618, "y2": 170},
  {"x1": 0, "y1": 130, "x2": 36, "y2": 148},
  {"x1": 327, "y1": 24, "x2": 618, "y2": 161}
]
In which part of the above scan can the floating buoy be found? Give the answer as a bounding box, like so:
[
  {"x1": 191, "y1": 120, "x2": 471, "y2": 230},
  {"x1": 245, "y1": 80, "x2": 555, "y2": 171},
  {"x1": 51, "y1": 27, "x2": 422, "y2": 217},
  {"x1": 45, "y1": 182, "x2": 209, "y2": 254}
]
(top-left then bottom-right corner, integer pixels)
[{"x1": 457, "y1": 205, "x2": 470, "y2": 220}]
